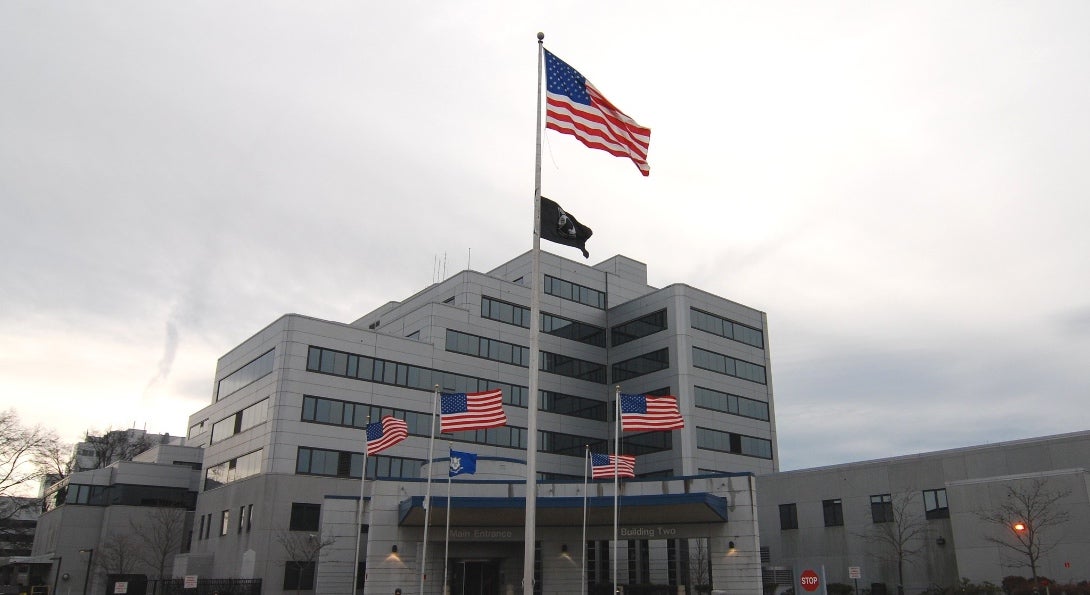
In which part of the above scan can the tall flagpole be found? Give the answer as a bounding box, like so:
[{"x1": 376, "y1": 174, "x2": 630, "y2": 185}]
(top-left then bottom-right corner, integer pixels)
[
  {"x1": 443, "y1": 444, "x2": 453, "y2": 595},
  {"x1": 524, "y1": 31, "x2": 545, "y2": 595},
  {"x1": 613, "y1": 386, "x2": 621, "y2": 594},
  {"x1": 421, "y1": 385, "x2": 440, "y2": 595},
  {"x1": 352, "y1": 415, "x2": 371, "y2": 595},
  {"x1": 582, "y1": 445, "x2": 589, "y2": 595}
]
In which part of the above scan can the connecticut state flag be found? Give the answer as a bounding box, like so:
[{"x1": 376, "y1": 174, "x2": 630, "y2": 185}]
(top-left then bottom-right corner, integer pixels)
[{"x1": 449, "y1": 449, "x2": 478, "y2": 477}]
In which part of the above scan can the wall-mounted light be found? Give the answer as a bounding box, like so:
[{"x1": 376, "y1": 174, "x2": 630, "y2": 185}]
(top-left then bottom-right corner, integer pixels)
[
  {"x1": 728, "y1": 541, "x2": 735, "y2": 550},
  {"x1": 561, "y1": 544, "x2": 568, "y2": 554},
  {"x1": 391, "y1": 544, "x2": 398, "y2": 554},
  {"x1": 936, "y1": 536, "x2": 946, "y2": 546}
]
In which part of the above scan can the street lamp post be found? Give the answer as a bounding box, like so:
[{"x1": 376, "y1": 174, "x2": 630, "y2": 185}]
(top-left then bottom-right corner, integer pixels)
[
  {"x1": 79, "y1": 548, "x2": 94, "y2": 595},
  {"x1": 1013, "y1": 521, "x2": 1039, "y2": 595}
]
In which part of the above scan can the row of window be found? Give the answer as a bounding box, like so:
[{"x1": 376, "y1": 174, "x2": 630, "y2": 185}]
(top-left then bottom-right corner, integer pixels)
[
  {"x1": 482, "y1": 296, "x2": 607, "y2": 347},
  {"x1": 308, "y1": 346, "x2": 530, "y2": 407},
  {"x1": 778, "y1": 488, "x2": 950, "y2": 530},
  {"x1": 692, "y1": 347, "x2": 767, "y2": 385},
  {"x1": 694, "y1": 386, "x2": 769, "y2": 422},
  {"x1": 690, "y1": 308, "x2": 764, "y2": 349},
  {"x1": 544, "y1": 274, "x2": 606, "y2": 309},
  {"x1": 196, "y1": 504, "x2": 254, "y2": 540},
  {"x1": 612, "y1": 348, "x2": 669, "y2": 383},
  {"x1": 446, "y1": 329, "x2": 609, "y2": 384},
  {"x1": 42, "y1": 483, "x2": 196, "y2": 512},
  {"x1": 611, "y1": 310, "x2": 667, "y2": 347},
  {"x1": 695, "y1": 427, "x2": 774, "y2": 459},
  {"x1": 295, "y1": 446, "x2": 424, "y2": 479},
  {"x1": 210, "y1": 398, "x2": 269, "y2": 444},
  {"x1": 204, "y1": 450, "x2": 262, "y2": 490},
  {"x1": 217, "y1": 349, "x2": 274, "y2": 401}
]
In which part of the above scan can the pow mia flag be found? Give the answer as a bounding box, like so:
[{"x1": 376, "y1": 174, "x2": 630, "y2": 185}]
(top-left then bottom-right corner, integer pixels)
[{"x1": 540, "y1": 196, "x2": 593, "y2": 258}]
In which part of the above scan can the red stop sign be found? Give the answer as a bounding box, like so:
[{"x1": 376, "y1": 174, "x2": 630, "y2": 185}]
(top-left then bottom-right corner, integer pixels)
[{"x1": 800, "y1": 569, "x2": 820, "y2": 592}]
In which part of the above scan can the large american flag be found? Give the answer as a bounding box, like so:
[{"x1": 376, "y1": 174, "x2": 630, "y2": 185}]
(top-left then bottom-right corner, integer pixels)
[
  {"x1": 440, "y1": 388, "x2": 507, "y2": 433},
  {"x1": 366, "y1": 415, "x2": 408, "y2": 455},
  {"x1": 591, "y1": 453, "x2": 636, "y2": 479},
  {"x1": 543, "y1": 49, "x2": 651, "y2": 176},
  {"x1": 620, "y1": 393, "x2": 685, "y2": 431}
]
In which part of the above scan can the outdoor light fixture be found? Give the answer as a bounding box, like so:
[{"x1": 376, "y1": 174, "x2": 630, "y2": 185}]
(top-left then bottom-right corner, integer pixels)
[
  {"x1": 561, "y1": 544, "x2": 568, "y2": 554},
  {"x1": 1013, "y1": 522, "x2": 1027, "y2": 532},
  {"x1": 936, "y1": 536, "x2": 946, "y2": 546},
  {"x1": 728, "y1": 541, "x2": 735, "y2": 550},
  {"x1": 391, "y1": 544, "x2": 398, "y2": 554}
]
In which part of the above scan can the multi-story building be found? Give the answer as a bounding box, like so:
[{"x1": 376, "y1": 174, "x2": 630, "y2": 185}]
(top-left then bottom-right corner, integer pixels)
[
  {"x1": 176, "y1": 250, "x2": 775, "y2": 594},
  {"x1": 31, "y1": 444, "x2": 202, "y2": 595},
  {"x1": 757, "y1": 431, "x2": 1090, "y2": 594}
]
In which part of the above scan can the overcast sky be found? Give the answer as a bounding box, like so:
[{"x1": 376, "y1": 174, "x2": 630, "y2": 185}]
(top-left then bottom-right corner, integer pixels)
[{"x1": 2, "y1": 2, "x2": 1088, "y2": 471}]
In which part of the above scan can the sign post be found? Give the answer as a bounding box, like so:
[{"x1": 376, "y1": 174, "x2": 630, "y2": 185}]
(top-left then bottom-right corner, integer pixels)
[
  {"x1": 849, "y1": 566, "x2": 862, "y2": 594},
  {"x1": 796, "y1": 563, "x2": 828, "y2": 595}
]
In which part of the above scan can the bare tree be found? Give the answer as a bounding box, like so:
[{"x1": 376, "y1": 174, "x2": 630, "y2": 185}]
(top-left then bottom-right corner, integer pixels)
[
  {"x1": 132, "y1": 507, "x2": 187, "y2": 581},
  {"x1": 95, "y1": 531, "x2": 143, "y2": 576},
  {"x1": 1, "y1": 409, "x2": 61, "y2": 517},
  {"x1": 81, "y1": 428, "x2": 156, "y2": 470},
  {"x1": 685, "y1": 538, "x2": 712, "y2": 593},
  {"x1": 854, "y1": 492, "x2": 928, "y2": 595},
  {"x1": 277, "y1": 530, "x2": 336, "y2": 595},
  {"x1": 977, "y1": 478, "x2": 1071, "y2": 592}
]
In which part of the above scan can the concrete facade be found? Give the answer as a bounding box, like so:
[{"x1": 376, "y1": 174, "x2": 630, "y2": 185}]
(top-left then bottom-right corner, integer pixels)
[
  {"x1": 31, "y1": 445, "x2": 202, "y2": 595},
  {"x1": 757, "y1": 432, "x2": 1090, "y2": 593},
  {"x1": 178, "y1": 251, "x2": 774, "y2": 594}
]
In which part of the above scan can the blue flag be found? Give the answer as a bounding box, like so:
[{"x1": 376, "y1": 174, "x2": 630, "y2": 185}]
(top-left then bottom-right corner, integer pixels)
[{"x1": 449, "y1": 449, "x2": 477, "y2": 477}]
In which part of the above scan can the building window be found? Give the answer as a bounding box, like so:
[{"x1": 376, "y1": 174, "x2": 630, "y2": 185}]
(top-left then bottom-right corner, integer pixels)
[
  {"x1": 204, "y1": 450, "x2": 262, "y2": 490},
  {"x1": 779, "y1": 503, "x2": 798, "y2": 530},
  {"x1": 540, "y1": 390, "x2": 606, "y2": 421},
  {"x1": 692, "y1": 347, "x2": 767, "y2": 384},
  {"x1": 923, "y1": 488, "x2": 949, "y2": 519},
  {"x1": 611, "y1": 309, "x2": 667, "y2": 346},
  {"x1": 446, "y1": 330, "x2": 529, "y2": 367},
  {"x1": 542, "y1": 313, "x2": 606, "y2": 347},
  {"x1": 871, "y1": 494, "x2": 894, "y2": 523},
  {"x1": 220, "y1": 510, "x2": 230, "y2": 536},
  {"x1": 695, "y1": 427, "x2": 773, "y2": 460},
  {"x1": 238, "y1": 506, "x2": 246, "y2": 533},
  {"x1": 822, "y1": 499, "x2": 844, "y2": 527},
  {"x1": 611, "y1": 348, "x2": 669, "y2": 383},
  {"x1": 188, "y1": 420, "x2": 206, "y2": 439},
  {"x1": 216, "y1": 349, "x2": 274, "y2": 401},
  {"x1": 481, "y1": 296, "x2": 530, "y2": 328},
  {"x1": 693, "y1": 386, "x2": 770, "y2": 421},
  {"x1": 544, "y1": 274, "x2": 606, "y2": 308},
  {"x1": 306, "y1": 345, "x2": 530, "y2": 407},
  {"x1": 690, "y1": 307, "x2": 764, "y2": 349},
  {"x1": 283, "y1": 561, "x2": 316, "y2": 591},
  {"x1": 246, "y1": 504, "x2": 253, "y2": 532},
  {"x1": 210, "y1": 397, "x2": 270, "y2": 444},
  {"x1": 289, "y1": 503, "x2": 321, "y2": 532},
  {"x1": 540, "y1": 351, "x2": 606, "y2": 383},
  {"x1": 296, "y1": 447, "x2": 426, "y2": 480}
]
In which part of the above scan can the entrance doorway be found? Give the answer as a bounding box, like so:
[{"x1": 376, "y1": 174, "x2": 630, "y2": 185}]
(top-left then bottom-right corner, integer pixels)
[{"x1": 450, "y1": 559, "x2": 501, "y2": 595}]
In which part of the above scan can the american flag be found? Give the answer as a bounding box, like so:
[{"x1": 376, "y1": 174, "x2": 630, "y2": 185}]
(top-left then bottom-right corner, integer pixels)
[
  {"x1": 591, "y1": 453, "x2": 635, "y2": 479},
  {"x1": 543, "y1": 49, "x2": 651, "y2": 176},
  {"x1": 620, "y1": 393, "x2": 685, "y2": 431},
  {"x1": 366, "y1": 415, "x2": 408, "y2": 455},
  {"x1": 440, "y1": 388, "x2": 507, "y2": 433}
]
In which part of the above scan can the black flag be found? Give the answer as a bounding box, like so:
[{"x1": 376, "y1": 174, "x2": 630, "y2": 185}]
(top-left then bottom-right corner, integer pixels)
[{"x1": 540, "y1": 196, "x2": 593, "y2": 258}]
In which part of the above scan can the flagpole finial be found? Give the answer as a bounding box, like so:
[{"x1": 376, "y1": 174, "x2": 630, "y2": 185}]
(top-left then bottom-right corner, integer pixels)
[{"x1": 537, "y1": 32, "x2": 544, "y2": 41}]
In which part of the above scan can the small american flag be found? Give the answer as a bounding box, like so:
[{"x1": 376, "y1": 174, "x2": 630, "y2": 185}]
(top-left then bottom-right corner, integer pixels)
[
  {"x1": 544, "y1": 49, "x2": 651, "y2": 176},
  {"x1": 620, "y1": 393, "x2": 684, "y2": 431},
  {"x1": 591, "y1": 453, "x2": 635, "y2": 479},
  {"x1": 366, "y1": 415, "x2": 408, "y2": 455},
  {"x1": 440, "y1": 388, "x2": 506, "y2": 433}
]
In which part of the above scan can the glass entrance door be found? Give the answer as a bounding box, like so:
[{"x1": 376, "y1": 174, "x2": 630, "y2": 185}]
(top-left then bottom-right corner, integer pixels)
[{"x1": 451, "y1": 559, "x2": 500, "y2": 595}]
